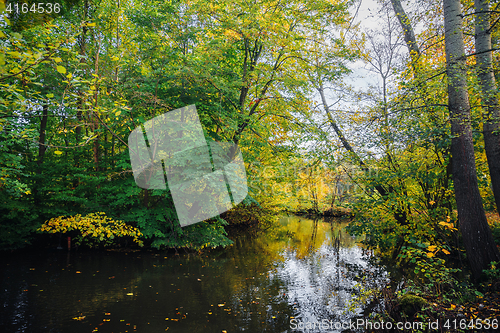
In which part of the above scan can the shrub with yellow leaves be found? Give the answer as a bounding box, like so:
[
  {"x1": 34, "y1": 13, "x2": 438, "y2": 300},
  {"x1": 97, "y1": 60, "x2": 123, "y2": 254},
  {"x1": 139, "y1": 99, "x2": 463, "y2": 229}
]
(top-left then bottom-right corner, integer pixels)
[
  {"x1": 38, "y1": 212, "x2": 143, "y2": 248},
  {"x1": 438, "y1": 215, "x2": 458, "y2": 232}
]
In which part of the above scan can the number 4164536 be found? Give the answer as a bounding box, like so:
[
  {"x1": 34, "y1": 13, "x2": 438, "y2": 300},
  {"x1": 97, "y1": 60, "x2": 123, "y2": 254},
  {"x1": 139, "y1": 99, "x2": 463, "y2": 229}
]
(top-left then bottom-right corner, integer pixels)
[
  {"x1": 5, "y1": 2, "x2": 61, "y2": 14},
  {"x1": 444, "y1": 318, "x2": 498, "y2": 330}
]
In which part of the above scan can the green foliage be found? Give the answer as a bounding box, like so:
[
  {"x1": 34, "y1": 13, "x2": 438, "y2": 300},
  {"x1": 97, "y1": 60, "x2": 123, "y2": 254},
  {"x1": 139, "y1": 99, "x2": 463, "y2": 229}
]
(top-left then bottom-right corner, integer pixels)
[
  {"x1": 398, "y1": 294, "x2": 427, "y2": 317},
  {"x1": 221, "y1": 201, "x2": 279, "y2": 230},
  {"x1": 0, "y1": 199, "x2": 39, "y2": 250},
  {"x1": 149, "y1": 217, "x2": 234, "y2": 251},
  {"x1": 1, "y1": 0, "x2": 358, "y2": 251},
  {"x1": 399, "y1": 244, "x2": 461, "y2": 293},
  {"x1": 482, "y1": 261, "x2": 500, "y2": 282}
]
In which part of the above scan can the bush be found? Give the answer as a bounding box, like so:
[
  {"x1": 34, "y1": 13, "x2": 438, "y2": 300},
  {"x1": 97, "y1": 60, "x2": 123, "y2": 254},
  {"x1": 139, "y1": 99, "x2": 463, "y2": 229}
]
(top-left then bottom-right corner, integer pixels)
[
  {"x1": 486, "y1": 212, "x2": 500, "y2": 247},
  {"x1": 38, "y1": 212, "x2": 143, "y2": 248}
]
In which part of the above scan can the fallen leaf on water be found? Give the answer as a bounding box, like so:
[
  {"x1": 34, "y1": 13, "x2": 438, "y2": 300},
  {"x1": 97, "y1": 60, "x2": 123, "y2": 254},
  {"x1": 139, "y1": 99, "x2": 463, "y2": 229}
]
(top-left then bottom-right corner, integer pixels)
[
  {"x1": 72, "y1": 316, "x2": 86, "y2": 321},
  {"x1": 127, "y1": 293, "x2": 134, "y2": 296},
  {"x1": 76, "y1": 271, "x2": 81, "y2": 274},
  {"x1": 218, "y1": 304, "x2": 225, "y2": 307}
]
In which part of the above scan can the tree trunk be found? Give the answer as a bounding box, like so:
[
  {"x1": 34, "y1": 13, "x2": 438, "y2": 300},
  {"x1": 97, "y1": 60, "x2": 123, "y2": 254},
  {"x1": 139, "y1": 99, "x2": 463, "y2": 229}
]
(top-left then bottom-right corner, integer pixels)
[
  {"x1": 475, "y1": 0, "x2": 500, "y2": 214},
  {"x1": 443, "y1": 0, "x2": 500, "y2": 281},
  {"x1": 37, "y1": 104, "x2": 48, "y2": 167},
  {"x1": 318, "y1": 84, "x2": 408, "y2": 226},
  {"x1": 75, "y1": 0, "x2": 88, "y2": 166},
  {"x1": 34, "y1": 104, "x2": 49, "y2": 205},
  {"x1": 390, "y1": 0, "x2": 420, "y2": 60}
]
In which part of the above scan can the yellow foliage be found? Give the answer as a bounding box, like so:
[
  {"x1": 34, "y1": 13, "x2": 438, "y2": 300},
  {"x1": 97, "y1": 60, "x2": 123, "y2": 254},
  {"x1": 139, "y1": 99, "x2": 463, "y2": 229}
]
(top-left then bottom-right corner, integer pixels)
[
  {"x1": 427, "y1": 245, "x2": 437, "y2": 252},
  {"x1": 38, "y1": 212, "x2": 143, "y2": 247},
  {"x1": 438, "y1": 221, "x2": 457, "y2": 231},
  {"x1": 426, "y1": 244, "x2": 451, "y2": 257}
]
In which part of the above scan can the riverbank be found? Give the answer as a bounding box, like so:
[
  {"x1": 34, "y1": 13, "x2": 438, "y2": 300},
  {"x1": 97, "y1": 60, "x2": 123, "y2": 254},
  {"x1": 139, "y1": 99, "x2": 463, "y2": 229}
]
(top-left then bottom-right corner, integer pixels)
[
  {"x1": 361, "y1": 280, "x2": 500, "y2": 332},
  {"x1": 293, "y1": 206, "x2": 354, "y2": 218}
]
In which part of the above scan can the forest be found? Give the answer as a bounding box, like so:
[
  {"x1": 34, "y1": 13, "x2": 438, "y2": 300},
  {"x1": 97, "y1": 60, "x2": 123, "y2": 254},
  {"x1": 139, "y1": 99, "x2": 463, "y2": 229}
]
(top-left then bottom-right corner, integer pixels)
[{"x1": 1, "y1": 0, "x2": 500, "y2": 330}]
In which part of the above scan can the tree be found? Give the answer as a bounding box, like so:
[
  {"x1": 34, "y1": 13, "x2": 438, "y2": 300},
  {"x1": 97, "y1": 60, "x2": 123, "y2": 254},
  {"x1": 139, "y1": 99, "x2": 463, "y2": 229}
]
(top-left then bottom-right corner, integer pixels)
[
  {"x1": 474, "y1": 0, "x2": 500, "y2": 214},
  {"x1": 443, "y1": 0, "x2": 500, "y2": 280},
  {"x1": 390, "y1": 0, "x2": 419, "y2": 59}
]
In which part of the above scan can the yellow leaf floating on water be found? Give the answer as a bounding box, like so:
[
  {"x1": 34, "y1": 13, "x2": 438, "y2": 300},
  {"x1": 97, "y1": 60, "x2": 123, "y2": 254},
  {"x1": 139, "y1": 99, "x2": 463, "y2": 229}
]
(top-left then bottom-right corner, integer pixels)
[
  {"x1": 127, "y1": 293, "x2": 133, "y2": 296},
  {"x1": 72, "y1": 316, "x2": 86, "y2": 321}
]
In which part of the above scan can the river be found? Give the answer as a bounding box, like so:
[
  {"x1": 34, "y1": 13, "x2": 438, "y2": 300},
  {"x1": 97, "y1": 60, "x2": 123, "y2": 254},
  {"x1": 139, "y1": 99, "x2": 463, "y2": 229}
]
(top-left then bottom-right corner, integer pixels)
[{"x1": 0, "y1": 215, "x2": 388, "y2": 333}]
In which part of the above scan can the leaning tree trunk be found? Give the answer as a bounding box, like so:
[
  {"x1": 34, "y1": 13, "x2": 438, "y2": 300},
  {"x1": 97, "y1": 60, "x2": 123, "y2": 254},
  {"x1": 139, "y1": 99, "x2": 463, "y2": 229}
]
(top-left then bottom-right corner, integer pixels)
[
  {"x1": 475, "y1": 0, "x2": 500, "y2": 214},
  {"x1": 318, "y1": 83, "x2": 408, "y2": 226},
  {"x1": 444, "y1": 0, "x2": 500, "y2": 281},
  {"x1": 390, "y1": 0, "x2": 420, "y2": 60}
]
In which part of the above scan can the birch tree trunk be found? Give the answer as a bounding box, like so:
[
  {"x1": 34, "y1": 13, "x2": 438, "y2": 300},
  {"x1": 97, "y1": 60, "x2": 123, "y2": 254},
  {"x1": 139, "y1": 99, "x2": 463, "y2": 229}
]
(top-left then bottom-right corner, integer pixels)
[
  {"x1": 444, "y1": 0, "x2": 500, "y2": 281},
  {"x1": 474, "y1": 0, "x2": 500, "y2": 214}
]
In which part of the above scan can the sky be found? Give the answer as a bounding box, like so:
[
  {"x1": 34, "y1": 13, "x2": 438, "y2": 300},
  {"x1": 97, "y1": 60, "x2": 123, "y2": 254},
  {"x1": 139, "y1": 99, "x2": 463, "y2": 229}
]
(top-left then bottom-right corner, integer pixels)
[{"x1": 347, "y1": 0, "x2": 392, "y2": 94}]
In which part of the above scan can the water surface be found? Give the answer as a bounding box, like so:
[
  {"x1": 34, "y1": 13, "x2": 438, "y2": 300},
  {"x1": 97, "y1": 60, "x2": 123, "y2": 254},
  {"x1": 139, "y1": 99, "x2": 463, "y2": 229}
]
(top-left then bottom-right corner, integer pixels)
[{"x1": 1, "y1": 215, "x2": 387, "y2": 332}]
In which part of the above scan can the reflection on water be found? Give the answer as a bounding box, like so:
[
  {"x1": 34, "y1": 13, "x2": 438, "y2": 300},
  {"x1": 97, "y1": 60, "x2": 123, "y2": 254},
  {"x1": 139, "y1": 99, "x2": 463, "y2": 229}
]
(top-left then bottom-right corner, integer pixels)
[{"x1": 0, "y1": 215, "x2": 387, "y2": 333}]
